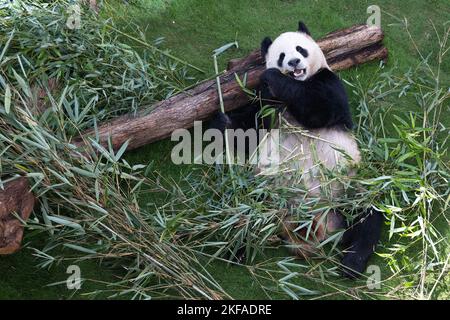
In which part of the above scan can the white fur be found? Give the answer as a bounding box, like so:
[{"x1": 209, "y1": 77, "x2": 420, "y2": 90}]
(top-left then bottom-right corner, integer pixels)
[
  {"x1": 256, "y1": 111, "x2": 361, "y2": 197},
  {"x1": 265, "y1": 32, "x2": 329, "y2": 81}
]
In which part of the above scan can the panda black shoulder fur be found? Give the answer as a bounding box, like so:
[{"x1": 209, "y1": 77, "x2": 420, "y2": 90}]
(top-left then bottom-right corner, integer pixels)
[{"x1": 209, "y1": 21, "x2": 383, "y2": 279}]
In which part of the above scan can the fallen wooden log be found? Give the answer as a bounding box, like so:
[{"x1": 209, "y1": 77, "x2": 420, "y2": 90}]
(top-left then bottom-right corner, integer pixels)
[
  {"x1": 0, "y1": 177, "x2": 35, "y2": 255},
  {"x1": 73, "y1": 24, "x2": 387, "y2": 152},
  {"x1": 327, "y1": 42, "x2": 387, "y2": 71}
]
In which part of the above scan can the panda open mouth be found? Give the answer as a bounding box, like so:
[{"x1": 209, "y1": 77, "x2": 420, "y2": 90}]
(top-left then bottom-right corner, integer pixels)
[{"x1": 292, "y1": 68, "x2": 306, "y2": 78}]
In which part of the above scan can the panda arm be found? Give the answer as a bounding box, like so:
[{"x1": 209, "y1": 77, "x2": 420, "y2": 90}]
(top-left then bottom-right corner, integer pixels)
[
  {"x1": 260, "y1": 68, "x2": 306, "y2": 102},
  {"x1": 208, "y1": 82, "x2": 279, "y2": 132},
  {"x1": 208, "y1": 104, "x2": 260, "y2": 132},
  {"x1": 260, "y1": 68, "x2": 352, "y2": 129}
]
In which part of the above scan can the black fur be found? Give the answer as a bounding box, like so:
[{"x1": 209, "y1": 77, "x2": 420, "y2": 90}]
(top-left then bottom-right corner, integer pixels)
[
  {"x1": 341, "y1": 208, "x2": 383, "y2": 279},
  {"x1": 277, "y1": 53, "x2": 285, "y2": 68},
  {"x1": 260, "y1": 68, "x2": 353, "y2": 130},
  {"x1": 296, "y1": 45, "x2": 309, "y2": 58},
  {"x1": 261, "y1": 37, "x2": 272, "y2": 58},
  {"x1": 298, "y1": 21, "x2": 311, "y2": 35},
  {"x1": 210, "y1": 68, "x2": 353, "y2": 132}
]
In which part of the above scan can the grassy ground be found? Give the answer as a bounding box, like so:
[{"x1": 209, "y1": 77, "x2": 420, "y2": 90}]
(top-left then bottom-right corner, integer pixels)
[
  {"x1": 0, "y1": 235, "x2": 119, "y2": 299},
  {"x1": 1, "y1": 0, "x2": 448, "y2": 299}
]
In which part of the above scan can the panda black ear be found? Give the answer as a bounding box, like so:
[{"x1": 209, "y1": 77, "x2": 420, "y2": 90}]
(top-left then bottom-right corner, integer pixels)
[
  {"x1": 298, "y1": 21, "x2": 311, "y2": 36},
  {"x1": 261, "y1": 37, "x2": 272, "y2": 57}
]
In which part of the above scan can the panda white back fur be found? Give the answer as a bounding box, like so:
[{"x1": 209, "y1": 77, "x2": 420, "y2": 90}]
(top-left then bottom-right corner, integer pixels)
[
  {"x1": 209, "y1": 21, "x2": 383, "y2": 278},
  {"x1": 256, "y1": 117, "x2": 361, "y2": 197}
]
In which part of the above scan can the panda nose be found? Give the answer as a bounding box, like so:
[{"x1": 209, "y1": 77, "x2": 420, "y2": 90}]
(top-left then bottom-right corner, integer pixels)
[{"x1": 288, "y1": 58, "x2": 300, "y2": 67}]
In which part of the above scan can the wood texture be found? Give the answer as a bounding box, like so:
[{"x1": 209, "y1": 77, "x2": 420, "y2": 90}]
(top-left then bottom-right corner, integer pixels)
[
  {"x1": 0, "y1": 177, "x2": 35, "y2": 255},
  {"x1": 73, "y1": 25, "x2": 387, "y2": 152}
]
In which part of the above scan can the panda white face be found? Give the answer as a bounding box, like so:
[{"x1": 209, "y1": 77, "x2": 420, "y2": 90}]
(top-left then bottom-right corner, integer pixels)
[{"x1": 264, "y1": 32, "x2": 329, "y2": 81}]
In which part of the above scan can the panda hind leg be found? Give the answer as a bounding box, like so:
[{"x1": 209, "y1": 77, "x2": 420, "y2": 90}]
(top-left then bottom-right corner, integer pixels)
[{"x1": 341, "y1": 208, "x2": 383, "y2": 279}]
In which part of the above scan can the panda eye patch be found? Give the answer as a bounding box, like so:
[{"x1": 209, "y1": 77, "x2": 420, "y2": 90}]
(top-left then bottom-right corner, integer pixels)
[
  {"x1": 277, "y1": 53, "x2": 285, "y2": 67},
  {"x1": 296, "y1": 46, "x2": 309, "y2": 58}
]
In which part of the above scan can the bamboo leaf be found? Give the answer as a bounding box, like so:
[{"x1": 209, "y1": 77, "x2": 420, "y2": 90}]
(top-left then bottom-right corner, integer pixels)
[{"x1": 4, "y1": 84, "x2": 11, "y2": 114}]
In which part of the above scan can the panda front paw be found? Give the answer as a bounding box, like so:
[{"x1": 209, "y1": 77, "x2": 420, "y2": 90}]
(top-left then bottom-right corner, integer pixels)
[
  {"x1": 260, "y1": 68, "x2": 283, "y2": 84},
  {"x1": 260, "y1": 68, "x2": 284, "y2": 98},
  {"x1": 341, "y1": 252, "x2": 367, "y2": 279},
  {"x1": 208, "y1": 111, "x2": 232, "y2": 133}
]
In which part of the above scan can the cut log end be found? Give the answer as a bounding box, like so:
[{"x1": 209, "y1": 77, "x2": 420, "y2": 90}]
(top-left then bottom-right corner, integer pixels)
[{"x1": 0, "y1": 177, "x2": 35, "y2": 255}]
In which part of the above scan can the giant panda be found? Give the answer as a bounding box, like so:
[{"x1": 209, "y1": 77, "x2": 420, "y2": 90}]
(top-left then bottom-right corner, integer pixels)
[{"x1": 210, "y1": 22, "x2": 383, "y2": 278}]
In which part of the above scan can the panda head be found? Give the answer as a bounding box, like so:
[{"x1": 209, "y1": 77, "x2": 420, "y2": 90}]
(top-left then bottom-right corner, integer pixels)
[{"x1": 261, "y1": 21, "x2": 329, "y2": 81}]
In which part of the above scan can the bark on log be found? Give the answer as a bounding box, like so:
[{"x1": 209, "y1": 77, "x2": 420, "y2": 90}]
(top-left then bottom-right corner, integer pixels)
[
  {"x1": 0, "y1": 177, "x2": 35, "y2": 255},
  {"x1": 73, "y1": 24, "x2": 387, "y2": 152},
  {"x1": 327, "y1": 42, "x2": 388, "y2": 71}
]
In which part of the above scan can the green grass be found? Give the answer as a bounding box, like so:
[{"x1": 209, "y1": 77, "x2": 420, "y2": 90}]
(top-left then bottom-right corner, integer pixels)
[
  {"x1": 0, "y1": 235, "x2": 119, "y2": 299},
  {"x1": 1, "y1": 0, "x2": 448, "y2": 299}
]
